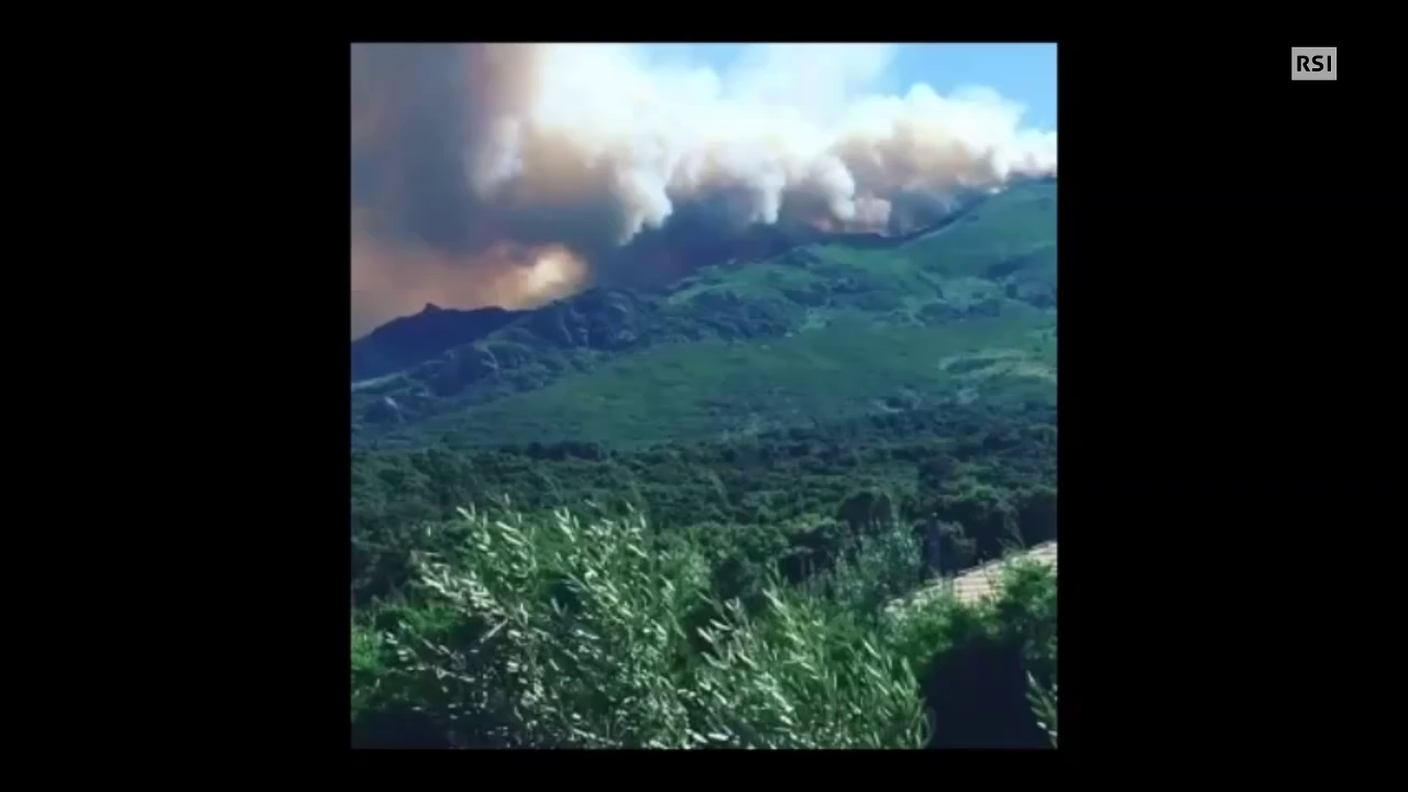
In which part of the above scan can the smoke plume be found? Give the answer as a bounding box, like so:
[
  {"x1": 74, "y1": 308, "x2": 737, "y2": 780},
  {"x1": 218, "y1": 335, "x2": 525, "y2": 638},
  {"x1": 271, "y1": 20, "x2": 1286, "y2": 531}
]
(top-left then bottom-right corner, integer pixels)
[{"x1": 350, "y1": 43, "x2": 1056, "y2": 337}]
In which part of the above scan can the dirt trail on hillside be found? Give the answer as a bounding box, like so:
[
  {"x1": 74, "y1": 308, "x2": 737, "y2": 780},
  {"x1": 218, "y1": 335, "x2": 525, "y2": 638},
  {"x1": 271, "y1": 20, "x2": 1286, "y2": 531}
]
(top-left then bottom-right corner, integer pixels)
[{"x1": 887, "y1": 541, "x2": 1057, "y2": 616}]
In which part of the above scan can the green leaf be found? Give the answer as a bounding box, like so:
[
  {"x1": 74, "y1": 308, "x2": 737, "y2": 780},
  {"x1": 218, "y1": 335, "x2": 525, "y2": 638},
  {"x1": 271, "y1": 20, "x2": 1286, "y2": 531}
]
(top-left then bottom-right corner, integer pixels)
[{"x1": 860, "y1": 637, "x2": 882, "y2": 662}]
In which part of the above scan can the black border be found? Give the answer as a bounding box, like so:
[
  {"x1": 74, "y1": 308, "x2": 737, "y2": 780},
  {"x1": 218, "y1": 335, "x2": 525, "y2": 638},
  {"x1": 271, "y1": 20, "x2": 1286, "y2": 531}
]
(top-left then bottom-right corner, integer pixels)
[
  {"x1": 1059, "y1": 36, "x2": 1379, "y2": 751},
  {"x1": 195, "y1": 35, "x2": 1378, "y2": 756}
]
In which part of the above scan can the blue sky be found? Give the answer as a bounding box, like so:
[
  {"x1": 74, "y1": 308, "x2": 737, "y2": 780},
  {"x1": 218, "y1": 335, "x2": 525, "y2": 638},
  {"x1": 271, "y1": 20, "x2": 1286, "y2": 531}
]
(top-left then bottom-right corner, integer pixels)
[
  {"x1": 892, "y1": 44, "x2": 1056, "y2": 129},
  {"x1": 638, "y1": 43, "x2": 1056, "y2": 131}
]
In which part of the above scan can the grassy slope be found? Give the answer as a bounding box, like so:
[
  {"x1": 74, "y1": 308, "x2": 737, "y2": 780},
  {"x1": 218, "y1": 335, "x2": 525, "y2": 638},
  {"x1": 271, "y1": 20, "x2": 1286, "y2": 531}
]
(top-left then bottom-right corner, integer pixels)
[
  {"x1": 354, "y1": 181, "x2": 1056, "y2": 449},
  {"x1": 897, "y1": 185, "x2": 1056, "y2": 280},
  {"x1": 414, "y1": 312, "x2": 1054, "y2": 448}
]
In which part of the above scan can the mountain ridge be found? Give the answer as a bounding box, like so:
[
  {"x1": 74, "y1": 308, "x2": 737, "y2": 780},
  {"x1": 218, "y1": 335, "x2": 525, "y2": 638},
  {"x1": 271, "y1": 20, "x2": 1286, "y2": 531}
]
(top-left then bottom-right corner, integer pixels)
[
  {"x1": 350, "y1": 179, "x2": 1056, "y2": 450},
  {"x1": 349, "y1": 178, "x2": 1042, "y2": 382}
]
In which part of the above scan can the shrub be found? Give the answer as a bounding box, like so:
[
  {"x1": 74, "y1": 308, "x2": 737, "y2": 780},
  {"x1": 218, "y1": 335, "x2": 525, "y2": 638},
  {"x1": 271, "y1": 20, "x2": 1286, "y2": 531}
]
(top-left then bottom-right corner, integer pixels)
[
  {"x1": 881, "y1": 556, "x2": 1057, "y2": 749},
  {"x1": 352, "y1": 500, "x2": 1057, "y2": 750},
  {"x1": 369, "y1": 504, "x2": 931, "y2": 748}
]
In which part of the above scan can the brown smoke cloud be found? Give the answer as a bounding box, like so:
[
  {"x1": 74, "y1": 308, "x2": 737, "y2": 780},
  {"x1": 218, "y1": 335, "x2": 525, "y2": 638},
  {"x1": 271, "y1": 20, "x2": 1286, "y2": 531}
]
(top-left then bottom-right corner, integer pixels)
[
  {"x1": 350, "y1": 43, "x2": 1056, "y2": 338},
  {"x1": 351, "y1": 209, "x2": 585, "y2": 337}
]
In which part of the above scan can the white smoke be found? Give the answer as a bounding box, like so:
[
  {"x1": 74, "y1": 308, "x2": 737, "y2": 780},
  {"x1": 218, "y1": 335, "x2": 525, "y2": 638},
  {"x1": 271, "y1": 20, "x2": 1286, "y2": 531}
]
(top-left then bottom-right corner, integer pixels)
[{"x1": 469, "y1": 43, "x2": 1056, "y2": 238}]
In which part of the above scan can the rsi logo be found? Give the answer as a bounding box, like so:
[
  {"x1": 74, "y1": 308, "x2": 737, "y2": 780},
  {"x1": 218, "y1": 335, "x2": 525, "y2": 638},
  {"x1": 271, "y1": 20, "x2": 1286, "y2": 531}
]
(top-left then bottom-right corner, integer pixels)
[
  {"x1": 1291, "y1": 47, "x2": 1336, "y2": 80},
  {"x1": 1296, "y1": 54, "x2": 1332, "y2": 72}
]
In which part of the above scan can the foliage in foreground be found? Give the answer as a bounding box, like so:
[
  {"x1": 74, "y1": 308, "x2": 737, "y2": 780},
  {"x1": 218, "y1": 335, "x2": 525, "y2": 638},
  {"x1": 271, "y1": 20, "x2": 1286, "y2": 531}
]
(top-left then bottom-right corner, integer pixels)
[{"x1": 351, "y1": 502, "x2": 1056, "y2": 749}]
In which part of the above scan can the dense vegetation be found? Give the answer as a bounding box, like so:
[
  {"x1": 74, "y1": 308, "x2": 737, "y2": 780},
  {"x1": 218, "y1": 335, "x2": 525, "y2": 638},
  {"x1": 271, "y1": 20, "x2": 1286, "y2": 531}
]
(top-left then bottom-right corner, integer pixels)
[
  {"x1": 349, "y1": 180, "x2": 1058, "y2": 748},
  {"x1": 351, "y1": 395, "x2": 1057, "y2": 748},
  {"x1": 353, "y1": 400, "x2": 1054, "y2": 608},
  {"x1": 351, "y1": 503, "x2": 1056, "y2": 749}
]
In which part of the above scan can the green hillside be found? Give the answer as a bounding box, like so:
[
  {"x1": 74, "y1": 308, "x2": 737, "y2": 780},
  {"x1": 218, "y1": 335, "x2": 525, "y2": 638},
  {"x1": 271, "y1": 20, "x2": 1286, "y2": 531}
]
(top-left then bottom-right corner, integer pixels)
[
  {"x1": 349, "y1": 179, "x2": 1058, "y2": 749},
  {"x1": 353, "y1": 180, "x2": 1056, "y2": 450},
  {"x1": 413, "y1": 312, "x2": 1054, "y2": 448}
]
